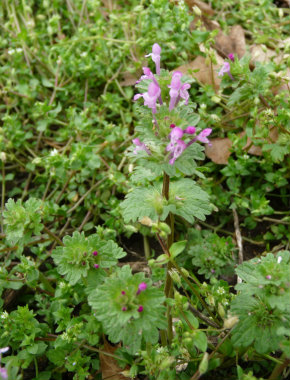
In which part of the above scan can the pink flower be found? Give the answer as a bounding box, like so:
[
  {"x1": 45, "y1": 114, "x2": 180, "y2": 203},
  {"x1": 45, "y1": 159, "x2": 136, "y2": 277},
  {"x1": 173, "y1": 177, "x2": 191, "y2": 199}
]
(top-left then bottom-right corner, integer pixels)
[
  {"x1": 132, "y1": 138, "x2": 151, "y2": 155},
  {"x1": 137, "y1": 305, "x2": 144, "y2": 312},
  {"x1": 218, "y1": 62, "x2": 233, "y2": 80},
  {"x1": 167, "y1": 127, "x2": 184, "y2": 146},
  {"x1": 180, "y1": 83, "x2": 191, "y2": 105},
  {"x1": 196, "y1": 128, "x2": 212, "y2": 144},
  {"x1": 169, "y1": 140, "x2": 187, "y2": 165},
  {"x1": 92, "y1": 251, "x2": 98, "y2": 256},
  {"x1": 145, "y1": 43, "x2": 161, "y2": 75},
  {"x1": 134, "y1": 81, "x2": 161, "y2": 114},
  {"x1": 122, "y1": 306, "x2": 127, "y2": 311},
  {"x1": 94, "y1": 264, "x2": 99, "y2": 269},
  {"x1": 136, "y1": 282, "x2": 147, "y2": 295},
  {"x1": 0, "y1": 367, "x2": 7, "y2": 380},
  {"x1": 228, "y1": 53, "x2": 235, "y2": 62},
  {"x1": 168, "y1": 71, "x2": 191, "y2": 110},
  {"x1": 168, "y1": 71, "x2": 182, "y2": 110},
  {"x1": 121, "y1": 291, "x2": 126, "y2": 295}
]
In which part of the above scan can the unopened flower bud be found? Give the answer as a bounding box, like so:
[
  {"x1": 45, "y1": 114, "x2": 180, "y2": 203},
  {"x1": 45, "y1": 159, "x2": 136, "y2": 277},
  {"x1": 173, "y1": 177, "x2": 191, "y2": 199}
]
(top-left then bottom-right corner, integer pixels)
[
  {"x1": 192, "y1": 5, "x2": 202, "y2": 16},
  {"x1": 139, "y1": 216, "x2": 153, "y2": 227},
  {"x1": 0, "y1": 152, "x2": 6, "y2": 162},
  {"x1": 137, "y1": 305, "x2": 144, "y2": 312},
  {"x1": 170, "y1": 269, "x2": 181, "y2": 285},
  {"x1": 198, "y1": 353, "x2": 209, "y2": 374},
  {"x1": 181, "y1": 268, "x2": 189, "y2": 278},
  {"x1": 224, "y1": 315, "x2": 239, "y2": 329},
  {"x1": 218, "y1": 303, "x2": 226, "y2": 318},
  {"x1": 159, "y1": 222, "x2": 171, "y2": 235}
]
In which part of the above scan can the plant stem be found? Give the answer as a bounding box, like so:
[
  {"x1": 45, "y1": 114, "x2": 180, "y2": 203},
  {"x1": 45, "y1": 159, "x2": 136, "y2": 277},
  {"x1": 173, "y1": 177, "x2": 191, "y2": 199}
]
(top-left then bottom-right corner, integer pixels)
[
  {"x1": 38, "y1": 272, "x2": 55, "y2": 295},
  {"x1": 1, "y1": 160, "x2": 5, "y2": 233},
  {"x1": 143, "y1": 235, "x2": 151, "y2": 260},
  {"x1": 162, "y1": 172, "x2": 174, "y2": 344},
  {"x1": 172, "y1": 261, "x2": 221, "y2": 327},
  {"x1": 268, "y1": 354, "x2": 290, "y2": 380}
]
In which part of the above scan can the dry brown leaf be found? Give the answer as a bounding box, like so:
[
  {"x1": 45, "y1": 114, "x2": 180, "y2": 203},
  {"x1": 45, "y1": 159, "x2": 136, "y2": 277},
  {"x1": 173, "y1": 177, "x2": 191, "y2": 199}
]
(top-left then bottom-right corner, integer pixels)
[
  {"x1": 184, "y1": 0, "x2": 215, "y2": 15},
  {"x1": 100, "y1": 338, "x2": 128, "y2": 380},
  {"x1": 175, "y1": 55, "x2": 224, "y2": 90},
  {"x1": 250, "y1": 45, "x2": 277, "y2": 64},
  {"x1": 120, "y1": 71, "x2": 138, "y2": 87},
  {"x1": 243, "y1": 127, "x2": 279, "y2": 156},
  {"x1": 205, "y1": 127, "x2": 279, "y2": 164},
  {"x1": 230, "y1": 25, "x2": 246, "y2": 58},
  {"x1": 205, "y1": 137, "x2": 232, "y2": 164}
]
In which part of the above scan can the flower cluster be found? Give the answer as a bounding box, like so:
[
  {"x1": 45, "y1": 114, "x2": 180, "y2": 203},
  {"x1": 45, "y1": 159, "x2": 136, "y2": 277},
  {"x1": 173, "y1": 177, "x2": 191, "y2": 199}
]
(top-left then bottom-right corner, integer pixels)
[
  {"x1": 121, "y1": 282, "x2": 147, "y2": 313},
  {"x1": 167, "y1": 125, "x2": 212, "y2": 164},
  {"x1": 133, "y1": 43, "x2": 213, "y2": 165}
]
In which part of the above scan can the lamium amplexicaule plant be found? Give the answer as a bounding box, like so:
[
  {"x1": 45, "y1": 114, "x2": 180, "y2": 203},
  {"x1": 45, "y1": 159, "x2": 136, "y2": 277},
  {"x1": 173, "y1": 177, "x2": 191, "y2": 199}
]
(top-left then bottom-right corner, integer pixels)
[{"x1": 1, "y1": 39, "x2": 290, "y2": 380}]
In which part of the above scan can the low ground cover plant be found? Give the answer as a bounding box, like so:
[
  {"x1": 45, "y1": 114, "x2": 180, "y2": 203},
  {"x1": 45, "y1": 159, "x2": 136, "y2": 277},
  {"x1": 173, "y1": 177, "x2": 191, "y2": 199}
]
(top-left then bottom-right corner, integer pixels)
[{"x1": 1, "y1": 1, "x2": 290, "y2": 380}]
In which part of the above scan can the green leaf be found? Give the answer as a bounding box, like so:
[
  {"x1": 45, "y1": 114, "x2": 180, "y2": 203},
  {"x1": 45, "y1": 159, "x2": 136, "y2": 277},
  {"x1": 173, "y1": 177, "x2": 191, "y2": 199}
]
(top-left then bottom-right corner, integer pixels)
[
  {"x1": 3, "y1": 198, "x2": 43, "y2": 248},
  {"x1": 194, "y1": 331, "x2": 208, "y2": 352},
  {"x1": 169, "y1": 240, "x2": 187, "y2": 259},
  {"x1": 169, "y1": 179, "x2": 212, "y2": 223},
  {"x1": 88, "y1": 265, "x2": 166, "y2": 354},
  {"x1": 52, "y1": 231, "x2": 126, "y2": 285}
]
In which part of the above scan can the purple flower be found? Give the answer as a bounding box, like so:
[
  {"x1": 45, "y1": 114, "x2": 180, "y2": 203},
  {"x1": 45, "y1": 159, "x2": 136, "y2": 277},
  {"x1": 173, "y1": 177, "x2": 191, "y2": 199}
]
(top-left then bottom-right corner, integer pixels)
[
  {"x1": 168, "y1": 140, "x2": 187, "y2": 165},
  {"x1": 137, "y1": 305, "x2": 144, "y2": 312},
  {"x1": 166, "y1": 126, "x2": 187, "y2": 165},
  {"x1": 228, "y1": 53, "x2": 235, "y2": 62},
  {"x1": 266, "y1": 275, "x2": 272, "y2": 280},
  {"x1": 136, "y1": 67, "x2": 154, "y2": 84},
  {"x1": 132, "y1": 138, "x2": 151, "y2": 155},
  {"x1": 167, "y1": 127, "x2": 184, "y2": 147},
  {"x1": 121, "y1": 291, "x2": 126, "y2": 295},
  {"x1": 92, "y1": 251, "x2": 98, "y2": 256},
  {"x1": 94, "y1": 264, "x2": 99, "y2": 269},
  {"x1": 168, "y1": 71, "x2": 182, "y2": 111},
  {"x1": 0, "y1": 367, "x2": 7, "y2": 380},
  {"x1": 122, "y1": 306, "x2": 127, "y2": 312},
  {"x1": 196, "y1": 128, "x2": 212, "y2": 144},
  {"x1": 136, "y1": 282, "x2": 147, "y2": 295},
  {"x1": 168, "y1": 71, "x2": 191, "y2": 110},
  {"x1": 0, "y1": 347, "x2": 8, "y2": 380},
  {"x1": 134, "y1": 81, "x2": 161, "y2": 113},
  {"x1": 145, "y1": 43, "x2": 161, "y2": 75},
  {"x1": 179, "y1": 83, "x2": 191, "y2": 105},
  {"x1": 184, "y1": 126, "x2": 196, "y2": 134},
  {"x1": 218, "y1": 62, "x2": 233, "y2": 80}
]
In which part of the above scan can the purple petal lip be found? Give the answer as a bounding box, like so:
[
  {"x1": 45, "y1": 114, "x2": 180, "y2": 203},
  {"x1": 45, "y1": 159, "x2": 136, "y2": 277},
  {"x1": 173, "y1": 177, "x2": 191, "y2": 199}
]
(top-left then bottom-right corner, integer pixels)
[{"x1": 152, "y1": 43, "x2": 161, "y2": 55}]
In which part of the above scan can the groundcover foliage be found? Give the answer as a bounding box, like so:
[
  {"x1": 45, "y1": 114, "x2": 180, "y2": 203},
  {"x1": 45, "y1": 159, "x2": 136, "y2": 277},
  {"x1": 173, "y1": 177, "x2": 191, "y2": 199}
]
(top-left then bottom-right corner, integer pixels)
[{"x1": 1, "y1": 1, "x2": 290, "y2": 380}]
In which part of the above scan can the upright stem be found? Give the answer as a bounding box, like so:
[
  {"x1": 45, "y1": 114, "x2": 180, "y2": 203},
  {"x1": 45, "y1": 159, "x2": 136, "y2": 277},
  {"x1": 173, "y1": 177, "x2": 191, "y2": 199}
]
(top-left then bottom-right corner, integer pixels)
[
  {"x1": 268, "y1": 354, "x2": 290, "y2": 380},
  {"x1": 162, "y1": 172, "x2": 174, "y2": 344},
  {"x1": 143, "y1": 236, "x2": 151, "y2": 260}
]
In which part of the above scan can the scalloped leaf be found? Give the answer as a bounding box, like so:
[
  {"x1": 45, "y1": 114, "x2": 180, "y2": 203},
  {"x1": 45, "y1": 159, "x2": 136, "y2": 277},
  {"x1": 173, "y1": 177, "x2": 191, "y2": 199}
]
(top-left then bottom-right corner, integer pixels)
[{"x1": 52, "y1": 231, "x2": 126, "y2": 285}]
